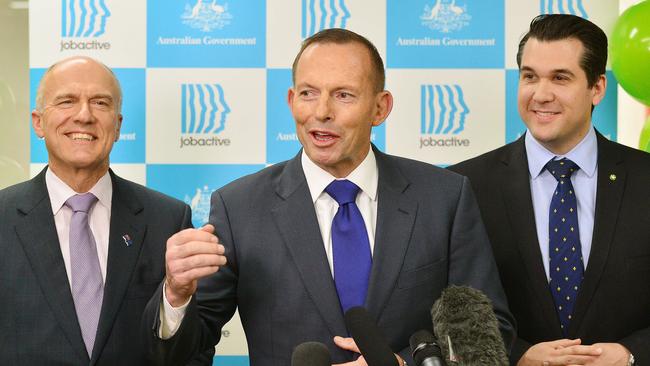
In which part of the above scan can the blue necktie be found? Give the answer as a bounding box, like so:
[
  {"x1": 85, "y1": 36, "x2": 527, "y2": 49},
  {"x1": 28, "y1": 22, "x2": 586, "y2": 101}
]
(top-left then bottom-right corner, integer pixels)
[
  {"x1": 546, "y1": 158, "x2": 584, "y2": 336},
  {"x1": 325, "y1": 180, "x2": 372, "y2": 313}
]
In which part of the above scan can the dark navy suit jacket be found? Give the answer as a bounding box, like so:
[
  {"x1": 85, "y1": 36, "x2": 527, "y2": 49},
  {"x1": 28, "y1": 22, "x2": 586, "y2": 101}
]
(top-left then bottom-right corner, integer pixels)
[
  {"x1": 0, "y1": 168, "x2": 195, "y2": 365},
  {"x1": 450, "y1": 132, "x2": 650, "y2": 364}
]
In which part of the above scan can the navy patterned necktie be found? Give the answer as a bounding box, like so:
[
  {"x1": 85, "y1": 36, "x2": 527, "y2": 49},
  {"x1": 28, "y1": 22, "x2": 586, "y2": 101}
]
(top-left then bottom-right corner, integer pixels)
[
  {"x1": 325, "y1": 179, "x2": 372, "y2": 313},
  {"x1": 545, "y1": 158, "x2": 583, "y2": 336},
  {"x1": 66, "y1": 193, "x2": 103, "y2": 356}
]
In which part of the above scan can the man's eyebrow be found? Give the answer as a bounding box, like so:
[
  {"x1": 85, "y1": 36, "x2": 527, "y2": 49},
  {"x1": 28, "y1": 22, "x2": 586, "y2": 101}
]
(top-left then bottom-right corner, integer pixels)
[
  {"x1": 51, "y1": 93, "x2": 77, "y2": 101},
  {"x1": 550, "y1": 68, "x2": 576, "y2": 77},
  {"x1": 51, "y1": 93, "x2": 115, "y2": 101},
  {"x1": 520, "y1": 66, "x2": 576, "y2": 77},
  {"x1": 90, "y1": 93, "x2": 115, "y2": 101}
]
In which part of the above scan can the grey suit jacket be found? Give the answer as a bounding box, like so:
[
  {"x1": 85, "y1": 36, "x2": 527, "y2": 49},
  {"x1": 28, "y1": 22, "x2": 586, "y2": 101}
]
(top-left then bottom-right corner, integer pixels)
[
  {"x1": 144, "y1": 147, "x2": 515, "y2": 366},
  {"x1": 450, "y1": 132, "x2": 650, "y2": 364},
  {"x1": 0, "y1": 168, "x2": 193, "y2": 365}
]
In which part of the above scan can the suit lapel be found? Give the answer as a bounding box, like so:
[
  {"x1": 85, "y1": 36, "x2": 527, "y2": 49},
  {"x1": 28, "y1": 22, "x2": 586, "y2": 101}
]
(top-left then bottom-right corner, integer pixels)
[
  {"x1": 499, "y1": 137, "x2": 562, "y2": 335},
  {"x1": 14, "y1": 169, "x2": 89, "y2": 363},
  {"x1": 569, "y1": 133, "x2": 625, "y2": 336},
  {"x1": 91, "y1": 172, "x2": 146, "y2": 364},
  {"x1": 365, "y1": 149, "x2": 417, "y2": 322},
  {"x1": 271, "y1": 155, "x2": 348, "y2": 337}
]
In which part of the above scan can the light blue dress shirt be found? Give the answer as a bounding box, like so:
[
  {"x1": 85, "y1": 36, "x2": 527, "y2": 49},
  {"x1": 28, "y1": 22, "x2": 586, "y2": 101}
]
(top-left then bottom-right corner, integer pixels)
[{"x1": 525, "y1": 127, "x2": 598, "y2": 281}]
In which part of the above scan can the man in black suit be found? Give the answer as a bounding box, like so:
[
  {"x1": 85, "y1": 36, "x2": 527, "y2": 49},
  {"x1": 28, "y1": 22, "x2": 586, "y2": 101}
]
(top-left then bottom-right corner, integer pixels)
[
  {"x1": 143, "y1": 28, "x2": 515, "y2": 365},
  {"x1": 451, "y1": 14, "x2": 649, "y2": 366},
  {"x1": 0, "y1": 56, "x2": 204, "y2": 365}
]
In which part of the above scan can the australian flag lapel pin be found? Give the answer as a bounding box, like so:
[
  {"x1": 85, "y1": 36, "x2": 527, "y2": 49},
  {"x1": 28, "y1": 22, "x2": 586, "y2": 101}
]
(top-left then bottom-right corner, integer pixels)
[{"x1": 122, "y1": 234, "x2": 133, "y2": 247}]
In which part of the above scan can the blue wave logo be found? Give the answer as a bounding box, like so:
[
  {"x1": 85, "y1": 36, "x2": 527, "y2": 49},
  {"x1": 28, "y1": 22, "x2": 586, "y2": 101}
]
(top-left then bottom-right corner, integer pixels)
[
  {"x1": 301, "y1": 0, "x2": 351, "y2": 38},
  {"x1": 420, "y1": 84, "x2": 470, "y2": 135},
  {"x1": 420, "y1": 0, "x2": 471, "y2": 33},
  {"x1": 61, "y1": 0, "x2": 111, "y2": 37},
  {"x1": 181, "y1": 84, "x2": 231, "y2": 134},
  {"x1": 539, "y1": 0, "x2": 588, "y2": 18}
]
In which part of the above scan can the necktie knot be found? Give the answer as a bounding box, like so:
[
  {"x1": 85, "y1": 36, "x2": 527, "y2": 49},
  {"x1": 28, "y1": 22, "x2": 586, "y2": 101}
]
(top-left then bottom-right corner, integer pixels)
[
  {"x1": 325, "y1": 179, "x2": 360, "y2": 205},
  {"x1": 545, "y1": 158, "x2": 579, "y2": 182},
  {"x1": 65, "y1": 193, "x2": 98, "y2": 213}
]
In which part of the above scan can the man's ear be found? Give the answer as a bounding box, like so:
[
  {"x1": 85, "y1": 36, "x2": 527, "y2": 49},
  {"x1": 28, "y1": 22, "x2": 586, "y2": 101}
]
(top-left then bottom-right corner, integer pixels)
[
  {"x1": 32, "y1": 110, "x2": 45, "y2": 138},
  {"x1": 591, "y1": 74, "x2": 607, "y2": 107},
  {"x1": 287, "y1": 87, "x2": 296, "y2": 110},
  {"x1": 114, "y1": 114, "x2": 123, "y2": 142},
  {"x1": 372, "y1": 91, "x2": 393, "y2": 127}
]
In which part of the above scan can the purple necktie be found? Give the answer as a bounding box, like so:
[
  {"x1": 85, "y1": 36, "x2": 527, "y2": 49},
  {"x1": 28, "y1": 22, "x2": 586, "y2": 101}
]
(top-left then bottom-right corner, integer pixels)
[
  {"x1": 325, "y1": 180, "x2": 372, "y2": 313},
  {"x1": 65, "y1": 193, "x2": 103, "y2": 356}
]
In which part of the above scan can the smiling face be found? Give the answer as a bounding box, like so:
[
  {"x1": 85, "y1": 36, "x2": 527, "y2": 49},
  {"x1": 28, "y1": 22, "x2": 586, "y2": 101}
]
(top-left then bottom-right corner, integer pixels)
[
  {"x1": 32, "y1": 57, "x2": 122, "y2": 183},
  {"x1": 288, "y1": 41, "x2": 392, "y2": 178},
  {"x1": 518, "y1": 37, "x2": 605, "y2": 155}
]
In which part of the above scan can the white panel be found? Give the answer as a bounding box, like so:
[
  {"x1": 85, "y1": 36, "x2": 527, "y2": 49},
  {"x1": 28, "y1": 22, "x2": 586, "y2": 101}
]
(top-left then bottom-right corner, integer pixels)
[
  {"x1": 146, "y1": 68, "x2": 266, "y2": 164},
  {"x1": 29, "y1": 0, "x2": 146, "y2": 68},
  {"x1": 386, "y1": 69, "x2": 505, "y2": 165},
  {"x1": 268, "y1": 0, "x2": 387, "y2": 68}
]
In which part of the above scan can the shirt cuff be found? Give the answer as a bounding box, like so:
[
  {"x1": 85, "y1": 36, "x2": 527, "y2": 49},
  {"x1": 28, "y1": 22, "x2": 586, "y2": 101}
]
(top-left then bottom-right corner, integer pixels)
[{"x1": 159, "y1": 282, "x2": 191, "y2": 339}]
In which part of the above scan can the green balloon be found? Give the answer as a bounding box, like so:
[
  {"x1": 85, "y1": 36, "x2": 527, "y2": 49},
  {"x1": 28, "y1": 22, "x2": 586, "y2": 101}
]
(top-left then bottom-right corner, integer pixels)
[
  {"x1": 611, "y1": 0, "x2": 650, "y2": 106},
  {"x1": 640, "y1": 115, "x2": 650, "y2": 152}
]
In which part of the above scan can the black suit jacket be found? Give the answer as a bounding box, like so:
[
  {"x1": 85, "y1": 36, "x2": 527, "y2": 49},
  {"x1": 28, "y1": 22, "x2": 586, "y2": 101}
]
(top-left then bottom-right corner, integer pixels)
[
  {"x1": 143, "y1": 147, "x2": 516, "y2": 366},
  {"x1": 450, "y1": 132, "x2": 650, "y2": 364},
  {"x1": 0, "y1": 168, "x2": 195, "y2": 365}
]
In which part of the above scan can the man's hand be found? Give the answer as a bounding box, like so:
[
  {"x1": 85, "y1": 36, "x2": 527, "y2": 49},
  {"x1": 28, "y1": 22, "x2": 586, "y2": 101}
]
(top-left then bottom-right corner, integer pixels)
[
  {"x1": 332, "y1": 336, "x2": 404, "y2": 366},
  {"x1": 584, "y1": 343, "x2": 630, "y2": 366},
  {"x1": 517, "y1": 339, "x2": 602, "y2": 366},
  {"x1": 164, "y1": 224, "x2": 226, "y2": 307}
]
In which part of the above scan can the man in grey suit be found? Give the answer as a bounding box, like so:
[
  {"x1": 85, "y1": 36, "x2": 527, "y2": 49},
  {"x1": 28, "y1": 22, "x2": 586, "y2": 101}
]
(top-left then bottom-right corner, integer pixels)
[
  {"x1": 144, "y1": 28, "x2": 515, "y2": 365},
  {"x1": 0, "y1": 56, "x2": 202, "y2": 365}
]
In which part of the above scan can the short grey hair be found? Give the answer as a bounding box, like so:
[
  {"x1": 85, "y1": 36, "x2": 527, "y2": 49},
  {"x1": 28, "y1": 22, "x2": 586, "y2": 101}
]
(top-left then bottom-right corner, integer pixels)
[{"x1": 34, "y1": 56, "x2": 123, "y2": 114}]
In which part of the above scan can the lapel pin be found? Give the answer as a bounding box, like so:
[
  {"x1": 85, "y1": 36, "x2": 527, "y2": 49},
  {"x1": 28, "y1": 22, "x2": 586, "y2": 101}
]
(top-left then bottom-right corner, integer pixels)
[
  {"x1": 122, "y1": 234, "x2": 133, "y2": 247},
  {"x1": 609, "y1": 174, "x2": 617, "y2": 182}
]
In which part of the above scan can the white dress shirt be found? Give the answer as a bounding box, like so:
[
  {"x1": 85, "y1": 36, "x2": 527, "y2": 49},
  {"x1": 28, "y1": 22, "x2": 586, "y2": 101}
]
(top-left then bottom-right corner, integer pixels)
[
  {"x1": 525, "y1": 127, "x2": 598, "y2": 280},
  {"x1": 46, "y1": 168, "x2": 113, "y2": 284},
  {"x1": 160, "y1": 147, "x2": 380, "y2": 338},
  {"x1": 302, "y1": 148, "x2": 379, "y2": 274}
]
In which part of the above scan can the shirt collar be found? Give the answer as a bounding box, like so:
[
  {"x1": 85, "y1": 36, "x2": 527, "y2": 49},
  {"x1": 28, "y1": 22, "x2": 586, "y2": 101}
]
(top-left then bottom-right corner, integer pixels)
[
  {"x1": 301, "y1": 147, "x2": 378, "y2": 203},
  {"x1": 525, "y1": 126, "x2": 598, "y2": 179},
  {"x1": 45, "y1": 168, "x2": 113, "y2": 214}
]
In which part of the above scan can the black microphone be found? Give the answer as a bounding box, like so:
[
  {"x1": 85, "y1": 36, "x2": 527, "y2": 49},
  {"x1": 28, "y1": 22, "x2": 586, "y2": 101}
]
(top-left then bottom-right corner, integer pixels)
[
  {"x1": 344, "y1": 307, "x2": 399, "y2": 366},
  {"x1": 430, "y1": 285, "x2": 508, "y2": 365},
  {"x1": 409, "y1": 330, "x2": 445, "y2": 366},
  {"x1": 291, "y1": 341, "x2": 331, "y2": 366}
]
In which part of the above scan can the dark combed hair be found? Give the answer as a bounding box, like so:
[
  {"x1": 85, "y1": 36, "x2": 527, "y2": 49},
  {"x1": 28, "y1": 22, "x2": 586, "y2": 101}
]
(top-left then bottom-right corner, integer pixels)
[
  {"x1": 516, "y1": 14, "x2": 607, "y2": 88},
  {"x1": 291, "y1": 28, "x2": 385, "y2": 93}
]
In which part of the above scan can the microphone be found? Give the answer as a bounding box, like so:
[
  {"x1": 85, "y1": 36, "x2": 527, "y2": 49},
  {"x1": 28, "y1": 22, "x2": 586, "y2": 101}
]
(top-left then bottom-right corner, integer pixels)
[
  {"x1": 430, "y1": 285, "x2": 508, "y2": 365},
  {"x1": 291, "y1": 341, "x2": 331, "y2": 366},
  {"x1": 344, "y1": 307, "x2": 399, "y2": 366},
  {"x1": 409, "y1": 330, "x2": 445, "y2": 366}
]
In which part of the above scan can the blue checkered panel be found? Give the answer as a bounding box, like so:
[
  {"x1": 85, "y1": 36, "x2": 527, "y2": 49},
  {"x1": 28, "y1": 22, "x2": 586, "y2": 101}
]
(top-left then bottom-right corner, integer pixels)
[{"x1": 28, "y1": 1, "x2": 620, "y2": 364}]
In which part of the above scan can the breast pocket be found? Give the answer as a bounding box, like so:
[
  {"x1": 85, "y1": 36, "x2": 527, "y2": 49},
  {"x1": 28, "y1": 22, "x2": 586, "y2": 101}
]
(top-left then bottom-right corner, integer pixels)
[
  {"x1": 397, "y1": 259, "x2": 447, "y2": 289},
  {"x1": 626, "y1": 255, "x2": 650, "y2": 275}
]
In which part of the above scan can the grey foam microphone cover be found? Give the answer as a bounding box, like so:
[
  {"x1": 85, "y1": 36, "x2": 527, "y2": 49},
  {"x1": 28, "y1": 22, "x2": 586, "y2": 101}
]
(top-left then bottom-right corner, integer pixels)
[
  {"x1": 431, "y1": 285, "x2": 508, "y2": 365},
  {"x1": 291, "y1": 341, "x2": 331, "y2": 366}
]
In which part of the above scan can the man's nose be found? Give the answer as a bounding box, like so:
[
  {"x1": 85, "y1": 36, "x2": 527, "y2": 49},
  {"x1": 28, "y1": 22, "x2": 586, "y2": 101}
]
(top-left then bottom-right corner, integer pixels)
[
  {"x1": 314, "y1": 95, "x2": 333, "y2": 122},
  {"x1": 532, "y1": 80, "x2": 555, "y2": 103},
  {"x1": 73, "y1": 101, "x2": 95, "y2": 123}
]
